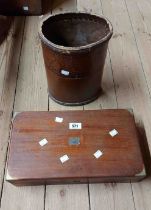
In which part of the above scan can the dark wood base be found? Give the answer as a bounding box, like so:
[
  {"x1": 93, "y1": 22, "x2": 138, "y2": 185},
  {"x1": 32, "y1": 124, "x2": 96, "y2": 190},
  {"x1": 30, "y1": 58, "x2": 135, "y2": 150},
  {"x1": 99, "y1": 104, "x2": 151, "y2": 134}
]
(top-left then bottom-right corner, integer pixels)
[
  {"x1": 0, "y1": 0, "x2": 42, "y2": 15},
  {"x1": 0, "y1": 16, "x2": 12, "y2": 45},
  {"x1": 7, "y1": 176, "x2": 145, "y2": 187}
]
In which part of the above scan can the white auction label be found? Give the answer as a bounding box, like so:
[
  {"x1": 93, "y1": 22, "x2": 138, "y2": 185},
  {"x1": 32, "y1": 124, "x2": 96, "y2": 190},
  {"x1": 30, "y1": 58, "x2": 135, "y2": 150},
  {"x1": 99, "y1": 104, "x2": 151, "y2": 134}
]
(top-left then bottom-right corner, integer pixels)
[
  {"x1": 61, "y1": 70, "x2": 69, "y2": 76},
  {"x1": 94, "y1": 150, "x2": 103, "y2": 159},
  {"x1": 55, "y1": 117, "x2": 63, "y2": 123},
  {"x1": 23, "y1": 6, "x2": 29, "y2": 11},
  {"x1": 69, "y1": 123, "x2": 82, "y2": 130},
  {"x1": 60, "y1": 155, "x2": 69, "y2": 164},
  {"x1": 109, "y1": 129, "x2": 118, "y2": 137},
  {"x1": 39, "y1": 138, "x2": 48, "y2": 147}
]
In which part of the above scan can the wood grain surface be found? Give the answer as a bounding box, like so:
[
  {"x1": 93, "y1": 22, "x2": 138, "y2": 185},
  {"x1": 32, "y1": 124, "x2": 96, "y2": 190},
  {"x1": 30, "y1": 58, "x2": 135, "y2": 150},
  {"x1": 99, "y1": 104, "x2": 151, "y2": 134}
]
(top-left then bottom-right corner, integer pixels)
[
  {"x1": 0, "y1": 16, "x2": 47, "y2": 210},
  {"x1": 6, "y1": 110, "x2": 145, "y2": 185},
  {"x1": 0, "y1": 0, "x2": 151, "y2": 209}
]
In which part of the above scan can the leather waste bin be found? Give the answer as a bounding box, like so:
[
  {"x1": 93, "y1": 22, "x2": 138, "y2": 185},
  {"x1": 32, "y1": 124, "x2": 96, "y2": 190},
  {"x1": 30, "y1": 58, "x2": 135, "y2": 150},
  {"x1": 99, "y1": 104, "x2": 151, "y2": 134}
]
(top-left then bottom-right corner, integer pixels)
[{"x1": 39, "y1": 13, "x2": 113, "y2": 106}]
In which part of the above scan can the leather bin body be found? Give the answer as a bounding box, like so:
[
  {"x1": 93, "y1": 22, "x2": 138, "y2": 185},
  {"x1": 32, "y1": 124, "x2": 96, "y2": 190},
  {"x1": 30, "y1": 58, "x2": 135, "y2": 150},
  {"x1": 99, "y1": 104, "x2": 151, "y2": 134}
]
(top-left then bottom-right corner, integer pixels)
[
  {"x1": 40, "y1": 13, "x2": 113, "y2": 105},
  {"x1": 42, "y1": 42, "x2": 108, "y2": 105}
]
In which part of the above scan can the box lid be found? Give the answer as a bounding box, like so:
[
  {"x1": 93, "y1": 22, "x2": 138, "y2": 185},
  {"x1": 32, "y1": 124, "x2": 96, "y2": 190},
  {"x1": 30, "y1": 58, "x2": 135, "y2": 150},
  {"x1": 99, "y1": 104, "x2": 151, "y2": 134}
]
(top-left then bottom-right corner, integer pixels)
[{"x1": 6, "y1": 110, "x2": 146, "y2": 185}]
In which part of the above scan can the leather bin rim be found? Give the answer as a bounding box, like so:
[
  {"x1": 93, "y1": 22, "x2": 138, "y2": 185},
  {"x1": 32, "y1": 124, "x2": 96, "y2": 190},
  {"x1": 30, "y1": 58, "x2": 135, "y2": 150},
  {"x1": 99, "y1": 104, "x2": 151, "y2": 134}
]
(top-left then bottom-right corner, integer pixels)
[{"x1": 39, "y1": 12, "x2": 113, "y2": 54}]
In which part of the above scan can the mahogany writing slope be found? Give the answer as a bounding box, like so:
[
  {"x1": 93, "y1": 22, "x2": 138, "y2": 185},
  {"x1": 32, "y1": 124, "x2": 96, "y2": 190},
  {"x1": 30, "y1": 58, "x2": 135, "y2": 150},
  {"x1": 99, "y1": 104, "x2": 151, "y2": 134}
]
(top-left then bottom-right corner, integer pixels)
[{"x1": 6, "y1": 110, "x2": 146, "y2": 186}]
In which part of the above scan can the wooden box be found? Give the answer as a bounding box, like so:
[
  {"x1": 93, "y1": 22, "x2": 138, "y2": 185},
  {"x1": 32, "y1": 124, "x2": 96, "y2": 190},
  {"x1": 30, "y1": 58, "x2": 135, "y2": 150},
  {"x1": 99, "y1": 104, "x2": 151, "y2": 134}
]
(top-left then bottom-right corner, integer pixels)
[
  {"x1": 6, "y1": 110, "x2": 146, "y2": 186},
  {"x1": 0, "y1": 0, "x2": 42, "y2": 15}
]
